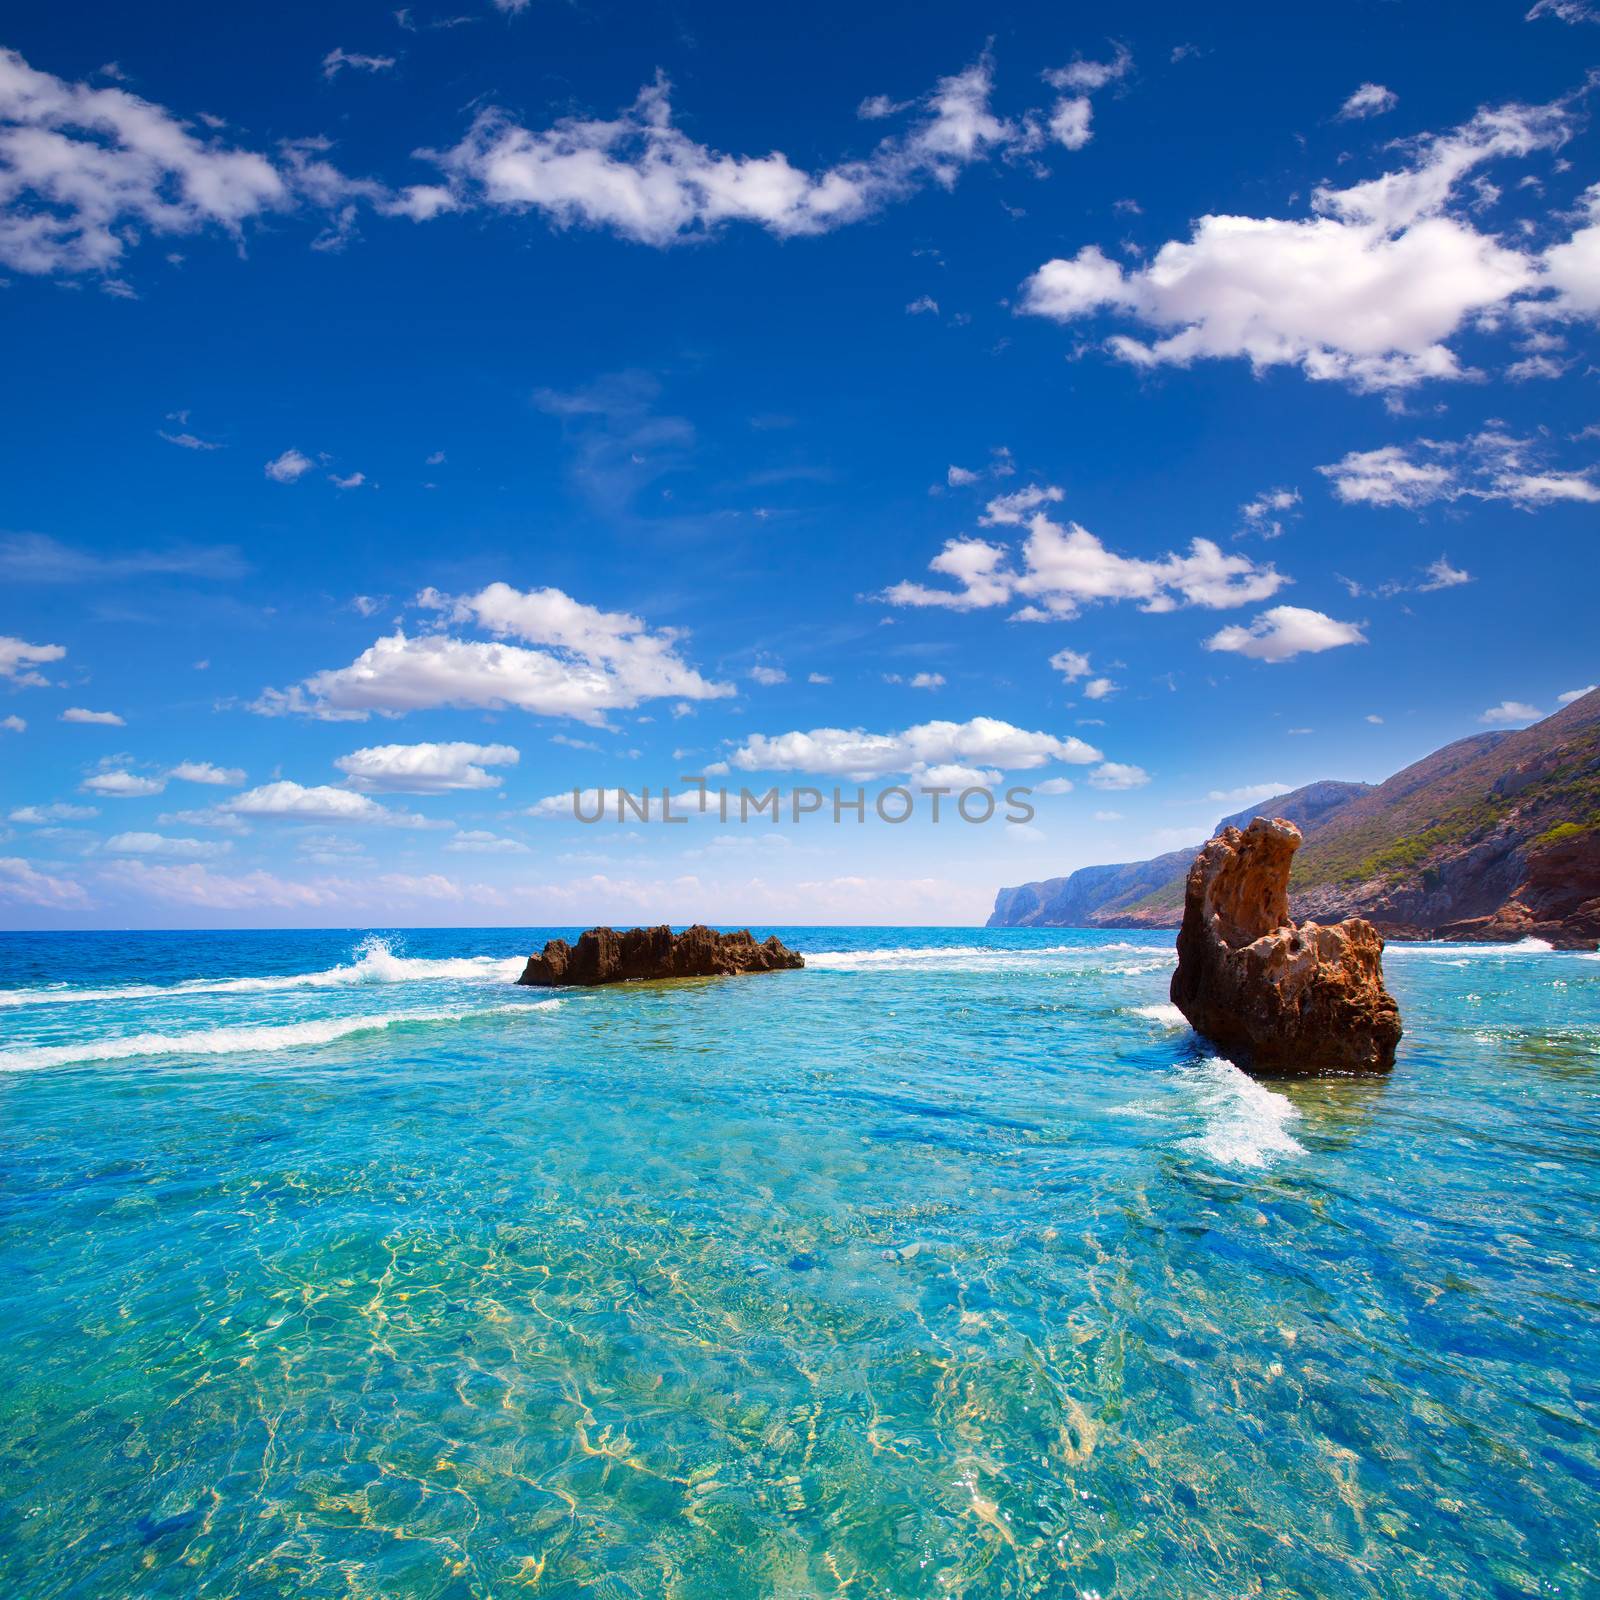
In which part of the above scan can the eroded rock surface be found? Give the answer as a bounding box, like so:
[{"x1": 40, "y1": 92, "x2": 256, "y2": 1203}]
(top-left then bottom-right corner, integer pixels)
[
  {"x1": 1170, "y1": 817, "x2": 1402, "y2": 1076},
  {"x1": 518, "y1": 924, "x2": 804, "y2": 987}
]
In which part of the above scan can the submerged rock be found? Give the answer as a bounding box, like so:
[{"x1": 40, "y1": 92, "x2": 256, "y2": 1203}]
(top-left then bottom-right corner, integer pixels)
[
  {"x1": 517, "y1": 924, "x2": 804, "y2": 987},
  {"x1": 1170, "y1": 817, "x2": 1402, "y2": 1076}
]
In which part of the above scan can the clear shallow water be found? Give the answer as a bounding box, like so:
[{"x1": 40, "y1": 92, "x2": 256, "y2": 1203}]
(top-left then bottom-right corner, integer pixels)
[{"x1": 1, "y1": 927, "x2": 1597, "y2": 1600}]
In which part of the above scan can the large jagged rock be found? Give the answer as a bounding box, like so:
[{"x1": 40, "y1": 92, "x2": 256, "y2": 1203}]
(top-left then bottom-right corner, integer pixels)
[
  {"x1": 517, "y1": 924, "x2": 804, "y2": 987},
  {"x1": 1170, "y1": 817, "x2": 1402, "y2": 1076}
]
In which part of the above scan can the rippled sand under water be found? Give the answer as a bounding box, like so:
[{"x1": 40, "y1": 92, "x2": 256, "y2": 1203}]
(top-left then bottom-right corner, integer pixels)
[{"x1": 1, "y1": 928, "x2": 1597, "y2": 1598}]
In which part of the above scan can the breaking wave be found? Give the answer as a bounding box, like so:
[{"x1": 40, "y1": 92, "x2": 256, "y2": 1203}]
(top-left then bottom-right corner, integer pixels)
[
  {"x1": 0, "y1": 1000, "x2": 559, "y2": 1073},
  {"x1": 1179, "y1": 1056, "x2": 1306, "y2": 1170},
  {"x1": 804, "y1": 941, "x2": 1171, "y2": 972},
  {"x1": 0, "y1": 936, "x2": 526, "y2": 1009}
]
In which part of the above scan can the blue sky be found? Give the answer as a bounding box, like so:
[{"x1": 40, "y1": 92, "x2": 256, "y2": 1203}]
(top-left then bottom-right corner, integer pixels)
[{"x1": 1, "y1": 0, "x2": 1596, "y2": 928}]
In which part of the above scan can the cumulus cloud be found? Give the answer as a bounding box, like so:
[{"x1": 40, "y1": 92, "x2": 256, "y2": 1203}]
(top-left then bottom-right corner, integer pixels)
[
  {"x1": 219, "y1": 780, "x2": 428, "y2": 825},
  {"x1": 255, "y1": 581, "x2": 732, "y2": 725},
  {"x1": 105, "y1": 831, "x2": 232, "y2": 858},
  {"x1": 749, "y1": 663, "x2": 787, "y2": 686},
  {"x1": 1088, "y1": 761, "x2": 1150, "y2": 790},
  {"x1": 1337, "y1": 83, "x2": 1398, "y2": 121},
  {"x1": 334, "y1": 740, "x2": 519, "y2": 793},
  {"x1": 1018, "y1": 92, "x2": 1575, "y2": 391},
  {"x1": 884, "y1": 671, "x2": 945, "y2": 689},
  {"x1": 0, "y1": 634, "x2": 65, "y2": 686},
  {"x1": 9, "y1": 802, "x2": 98, "y2": 823},
  {"x1": 169, "y1": 760, "x2": 245, "y2": 785},
  {"x1": 1082, "y1": 676, "x2": 1117, "y2": 700},
  {"x1": 1049, "y1": 648, "x2": 1092, "y2": 682},
  {"x1": 1557, "y1": 684, "x2": 1596, "y2": 703},
  {"x1": 81, "y1": 770, "x2": 165, "y2": 797},
  {"x1": 1205, "y1": 605, "x2": 1367, "y2": 662},
  {"x1": 0, "y1": 856, "x2": 90, "y2": 908},
  {"x1": 61, "y1": 706, "x2": 124, "y2": 725},
  {"x1": 728, "y1": 715, "x2": 1102, "y2": 781},
  {"x1": 1, "y1": 714, "x2": 23, "y2": 733},
  {"x1": 435, "y1": 58, "x2": 1045, "y2": 246},
  {"x1": 1480, "y1": 699, "x2": 1545, "y2": 724},
  {"x1": 0, "y1": 48, "x2": 452, "y2": 280},
  {"x1": 1319, "y1": 430, "x2": 1600, "y2": 509},
  {"x1": 883, "y1": 486, "x2": 1285, "y2": 619}
]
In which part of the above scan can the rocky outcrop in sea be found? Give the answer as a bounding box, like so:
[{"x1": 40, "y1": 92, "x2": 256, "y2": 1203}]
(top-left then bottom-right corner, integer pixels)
[
  {"x1": 1170, "y1": 817, "x2": 1402, "y2": 1076},
  {"x1": 518, "y1": 925, "x2": 804, "y2": 987}
]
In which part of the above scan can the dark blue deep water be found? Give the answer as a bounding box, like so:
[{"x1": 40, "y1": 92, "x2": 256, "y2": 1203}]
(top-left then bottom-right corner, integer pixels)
[{"x1": 2, "y1": 927, "x2": 1597, "y2": 1598}]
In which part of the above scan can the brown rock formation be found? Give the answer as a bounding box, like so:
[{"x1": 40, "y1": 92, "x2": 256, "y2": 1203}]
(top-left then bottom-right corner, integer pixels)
[
  {"x1": 1170, "y1": 817, "x2": 1402, "y2": 1076},
  {"x1": 517, "y1": 924, "x2": 804, "y2": 987}
]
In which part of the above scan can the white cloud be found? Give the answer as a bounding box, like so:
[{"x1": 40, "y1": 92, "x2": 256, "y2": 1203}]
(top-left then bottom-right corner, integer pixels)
[
  {"x1": 264, "y1": 448, "x2": 314, "y2": 483},
  {"x1": 1018, "y1": 94, "x2": 1572, "y2": 390},
  {"x1": 1205, "y1": 605, "x2": 1367, "y2": 662},
  {"x1": 159, "y1": 429, "x2": 221, "y2": 450},
  {"x1": 729, "y1": 715, "x2": 1102, "y2": 781},
  {"x1": 1089, "y1": 761, "x2": 1150, "y2": 790},
  {"x1": 444, "y1": 829, "x2": 529, "y2": 854},
  {"x1": 807, "y1": 672, "x2": 832, "y2": 685},
  {"x1": 81, "y1": 771, "x2": 165, "y2": 797},
  {"x1": 906, "y1": 294, "x2": 940, "y2": 315},
  {"x1": 1093, "y1": 808, "x2": 1122, "y2": 821},
  {"x1": 334, "y1": 740, "x2": 519, "y2": 793},
  {"x1": 221, "y1": 780, "x2": 425, "y2": 825},
  {"x1": 1417, "y1": 555, "x2": 1472, "y2": 591},
  {"x1": 61, "y1": 706, "x2": 124, "y2": 726},
  {"x1": 1206, "y1": 781, "x2": 1289, "y2": 806},
  {"x1": 1082, "y1": 676, "x2": 1117, "y2": 700},
  {"x1": 1048, "y1": 97, "x2": 1093, "y2": 151},
  {"x1": 1526, "y1": 1, "x2": 1598, "y2": 21},
  {"x1": 256, "y1": 581, "x2": 732, "y2": 724},
  {"x1": 1367, "y1": 714, "x2": 1385, "y2": 724},
  {"x1": 1239, "y1": 487, "x2": 1300, "y2": 537},
  {"x1": 436, "y1": 58, "x2": 1038, "y2": 247},
  {"x1": 1480, "y1": 699, "x2": 1545, "y2": 724},
  {"x1": 0, "y1": 856, "x2": 90, "y2": 908},
  {"x1": 1557, "y1": 684, "x2": 1595, "y2": 704},
  {"x1": 1, "y1": 714, "x2": 23, "y2": 733},
  {"x1": 1049, "y1": 648, "x2": 1092, "y2": 682},
  {"x1": 884, "y1": 487, "x2": 1285, "y2": 619},
  {"x1": 884, "y1": 671, "x2": 945, "y2": 689},
  {"x1": 1337, "y1": 83, "x2": 1398, "y2": 121},
  {"x1": 169, "y1": 760, "x2": 246, "y2": 785},
  {"x1": 9, "y1": 802, "x2": 98, "y2": 823},
  {"x1": 0, "y1": 634, "x2": 65, "y2": 686},
  {"x1": 947, "y1": 464, "x2": 980, "y2": 486},
  {"x1": 329, "y1": 470, "x2": 366, "y2": 489},
  {"x1": 105, "y1": 831, "x2": 231, "y2": 858},
  {"x1": 322, "y1": 47, "x2": 397, "y2": 80},
  {"x1": 1033, "y1": 777, "x2": 1075, "y2": 795},
  {"x1": 1320, "y1": 431, "x2": 1600, "y2": 510},
  {"x1": 0, "y1": 47, "x2": 288, "y2": 276},
  {"x1": 749, "y1": 663, "x2": 787, "y2": 686}
]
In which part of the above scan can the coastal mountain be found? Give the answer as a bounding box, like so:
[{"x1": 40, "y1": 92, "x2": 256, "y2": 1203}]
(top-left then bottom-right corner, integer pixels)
[{"x1": 991, "y1": 689, "x2": 1600, "y2": 947}]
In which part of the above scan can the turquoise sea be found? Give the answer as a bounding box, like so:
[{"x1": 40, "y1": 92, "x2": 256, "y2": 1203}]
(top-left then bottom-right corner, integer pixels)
[{"x1": 1, "y1": 926, "x2": 1598, "y2": 1599}]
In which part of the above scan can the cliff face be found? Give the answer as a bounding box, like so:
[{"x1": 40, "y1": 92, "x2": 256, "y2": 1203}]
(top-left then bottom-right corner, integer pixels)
[
  {"x1": 988, "y1": 779, "x2": 1371, "y2": 930},
  {"x1": 990, "y1": 690, "x2": 1600, "y2": 947}
]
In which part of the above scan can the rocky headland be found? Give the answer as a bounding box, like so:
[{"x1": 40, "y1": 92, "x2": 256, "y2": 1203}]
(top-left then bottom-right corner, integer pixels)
[
  {"x1": 518, "y1": 925, "x2": 804, "y2": 987},
  {"x1": 1170, "y1": 817, "x2": 1403, "y2": 1076}
]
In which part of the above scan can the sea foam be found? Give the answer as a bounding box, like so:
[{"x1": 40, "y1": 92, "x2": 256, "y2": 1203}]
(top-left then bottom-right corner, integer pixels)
[
  {"x1": 0, "y1": 936, "x2": 526, "y2": 1009},
  {"x1": 0, "y1": 999, "x2": 559, "y2": 1073},
  {"x1": 1180, "y1": 1056, "x2": 1306, "y2": 1169}
]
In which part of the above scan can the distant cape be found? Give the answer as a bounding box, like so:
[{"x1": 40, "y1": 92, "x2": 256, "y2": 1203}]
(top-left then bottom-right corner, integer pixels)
[{"x1": 989, "y1": 689, "x2": 1600, "y2": 949}]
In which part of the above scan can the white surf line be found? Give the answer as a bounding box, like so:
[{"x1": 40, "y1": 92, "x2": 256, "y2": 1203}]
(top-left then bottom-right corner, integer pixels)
[{"x1": 0, "y1": 1000, "x2": 560, "y2": 1073}]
